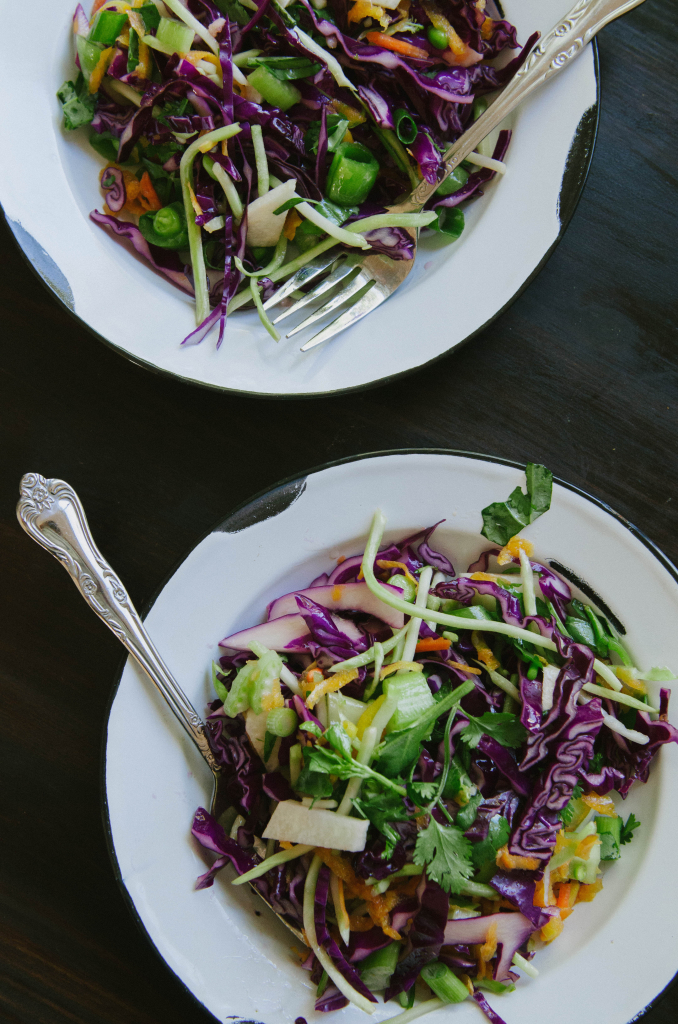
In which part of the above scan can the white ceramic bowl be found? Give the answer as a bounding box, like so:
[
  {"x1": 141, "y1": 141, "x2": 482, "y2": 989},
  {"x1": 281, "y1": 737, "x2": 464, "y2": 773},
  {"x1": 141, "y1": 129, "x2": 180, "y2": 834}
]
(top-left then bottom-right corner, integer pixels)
[
  {"x1": 105, "y1": 451, "x2": 678, "y2": 1024},
  {"x1": 0, "y1": 1, "x2": 597, "y2": 396}
]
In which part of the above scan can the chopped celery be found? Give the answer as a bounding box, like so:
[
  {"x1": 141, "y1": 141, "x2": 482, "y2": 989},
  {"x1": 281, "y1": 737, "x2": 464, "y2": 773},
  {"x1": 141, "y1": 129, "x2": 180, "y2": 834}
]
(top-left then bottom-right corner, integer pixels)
[
  {"x1": 138, "y1": 2, "x2": 161, "y2": 32},
  {"x1": 327, "y1": 692, "x2": 366, "y2": 726},
  {"x1": 249, "y1": 649, "x2": 285, "y2": 713},
  {"x1": 266, "y1": 707, "x2": 298, "y2": 737},
  {"x1": 76, "y1": 36, "x2": 105, "y2": 80},
  {"x1": 156, "y1": 16, "x2": 195, "y2": 54},
  {"x1": 596, "y1": 815, "x2": 622, "y2": 861},
  {"x1": 223, "y1": 660, "x2": 256, "y2": 717},
  {"x1": 89, "y1": 9, "x2": 128, "y2": 45},
  {"x1": 57, "y1": 75, "x2": 96, "y2": 130},
  {"x1": 387, "y1": 573, "x2": 417, "y2": 602},
  {"x1": 359, "y1": 942, "x2": 400, "y2": 991},
  {"x1": 289, "y1": 743, "x2": 303, "y2": 787},
  {"x1": 247, "y1": 66, "x2": 301, "y2": 111},
  {"x1": 383, "y1": 671, "x2": 436, "y2": 733},
  {"x1": 420, "y1": 961, "x2": 468, "y2": 1004}
]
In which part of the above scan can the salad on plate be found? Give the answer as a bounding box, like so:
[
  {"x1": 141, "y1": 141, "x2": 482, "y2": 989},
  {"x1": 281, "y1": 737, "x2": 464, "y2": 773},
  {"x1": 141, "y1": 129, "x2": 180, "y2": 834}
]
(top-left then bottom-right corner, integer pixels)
[
  {"x1": 190, "y1": 464, "x2": 678, "y2": 1022},
  {"x1": 58, "y1": 0, "x2": 535, "y2": 346}
]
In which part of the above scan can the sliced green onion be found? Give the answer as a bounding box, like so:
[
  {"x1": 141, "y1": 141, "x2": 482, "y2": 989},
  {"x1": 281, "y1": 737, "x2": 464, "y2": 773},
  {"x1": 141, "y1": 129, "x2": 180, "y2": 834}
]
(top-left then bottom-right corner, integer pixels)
[
  {"x1": 180, "y1": 123, "x2": 242, "y2": 325},
  {"x1": 296, "y1": 201, "x2": 369, "y2": 249},
  {"x1": 582, "y1": 682, "x2": 658, "y2": 714},
  {"x1": 512, "y1": 951, "x2": 539, "y2": 978},
  {"x1": 231, "y1": 842, "x2": 313, "y2": 884},
  {"x1": 251, "y1": 123, "x2": 269, "y2": 196},
  {"x1": 420, "y1": 961, "x2": 468, "y2": 1004},
  {"x1": 266, "y1": 707, "x2": 298, "y2": 736},
  {"x1": 163, "y1": 0, "x2": 219, "y2": 53}
]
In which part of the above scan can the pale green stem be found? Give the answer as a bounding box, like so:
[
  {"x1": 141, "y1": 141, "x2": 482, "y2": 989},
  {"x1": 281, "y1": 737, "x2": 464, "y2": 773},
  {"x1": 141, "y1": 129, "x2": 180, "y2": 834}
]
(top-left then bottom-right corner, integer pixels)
[
  {"x1": 519, "y1": 547, "x2": 537, "y2": 617},
  {"x1": 180, "y1": 124, "x2": 242, "y2": 325},
  {"x1": 336, "y1": 726, "x2": 377, "y2": 815},
  {"x1": 231, "y1": 843, "x2": 313, "y2": 885},
  {"x1": 251, "y1": 123, "x2": 269, "y2": 197},
  {"x1": 330, "y1": 625, "x2": 408, "y2": 673},
  {"x1": 249, "y1": 278, "x2": 280, "y2": 341},
  {"x1": 163, "y1": 0, "x2": 219, "y2": 52},
  {"x1": 582, "y1": 682, "x2": 658, "y2": 713},
  {"x1": 482, "y1": 665, "x2": 521, "y2": 702},
  {"x1": 383, "y1": 998, "x2": 444, "y2": 1024},
  {"x1": 211, "y1": 161, "x2": 244, "y2": 223},
  {"x1": 233, "y1": 48, "x2": 262, "y2": 66},
  {"x1": 402, "y1": 566, "x2": 433, "y2": 663},
  {"x1": 344, "y1": 212, "x2": 436, "y2": 233},
  {"x1": 227, "y1": 236, "x2": 338, "y2": 313}
]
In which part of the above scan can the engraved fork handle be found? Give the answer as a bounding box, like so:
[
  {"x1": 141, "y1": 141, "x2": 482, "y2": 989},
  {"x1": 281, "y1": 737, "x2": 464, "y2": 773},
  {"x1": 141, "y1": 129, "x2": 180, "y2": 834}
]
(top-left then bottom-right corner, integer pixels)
[
  {"x1": 396, "y1": 0, "x2": 646, "y2": 213},
  {"x1": 16, "y1": 473, "x2": 220, "y2": 773}
]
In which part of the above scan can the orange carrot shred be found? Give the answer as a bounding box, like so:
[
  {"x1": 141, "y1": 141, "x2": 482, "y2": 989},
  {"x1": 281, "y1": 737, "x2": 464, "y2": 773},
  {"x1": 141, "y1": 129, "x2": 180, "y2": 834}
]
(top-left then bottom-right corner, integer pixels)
[
  {"x1": 415, "y1": 637, "x2": 451, "y2": 652},
  {"x1": 364, "y1": 32, "x2": 429, "y2": 59}
]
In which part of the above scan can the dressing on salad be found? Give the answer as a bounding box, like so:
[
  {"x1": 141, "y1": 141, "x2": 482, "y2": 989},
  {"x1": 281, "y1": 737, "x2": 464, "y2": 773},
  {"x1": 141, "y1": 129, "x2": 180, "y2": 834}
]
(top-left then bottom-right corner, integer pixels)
[
  {"x1": 58, "y1": 0, "x2": 536, "y2": 347},
  {"x1": 190, "y1": 464, "x2": 678, "y2": 1021}
]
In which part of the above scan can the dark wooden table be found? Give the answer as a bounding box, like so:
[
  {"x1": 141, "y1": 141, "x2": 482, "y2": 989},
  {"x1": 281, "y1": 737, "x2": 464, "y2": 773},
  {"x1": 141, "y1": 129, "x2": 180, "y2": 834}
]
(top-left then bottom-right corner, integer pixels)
[{"x1": 1, "y1": 3, "x2": 676, "y2": 1022}]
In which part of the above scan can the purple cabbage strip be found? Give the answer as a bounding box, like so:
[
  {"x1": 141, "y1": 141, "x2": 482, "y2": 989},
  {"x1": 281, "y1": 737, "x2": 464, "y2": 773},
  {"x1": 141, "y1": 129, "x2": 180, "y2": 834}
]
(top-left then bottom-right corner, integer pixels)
[
  {"x1": 384, "y1": 877, "x2": 449, "y2": 1000},
  {"x1": 357, "y1": 84, "x2": 395, "y2": 130},
  {"x1": 100, "y1": 166, "x2": 126, "y2": 212},
  {"x1": 601, "y1": 687, "x2": 678, "y2": 796},
  {"x1": 314, "y1": 865, "x2": 377, "y2": 1003},
  {"x1": 489, "y1": 869, "x2": 554, "y2": 929},
  {"x1": 315, "y1": 102, "x2": 328, "y2": 192},
  {"x1": 347, "y1": 928, "x2": 393, "y2": 963},
  {"x1": 315, "y1": 984, "x2": 349, "y2": 1013},
  {"x1": 434, "y1": 130, "x2": 512, "y2": 209},
  {"x1": 435, "y1": 575, "x2": 523, "y2": 627},
  {"x1": 520, "y1": 662, "x2": 543, "y2": 733},
  {"x1": 205, "y1": 708, "x2": 263, "y2": 813},
  {"x1": 409, "y1": 129, "x2": 441, "y2": 185},
  {"x1": 191, "y1": 806, "x2": 257, "y2": 888},
  {"x1": 89, "y1": 212, "x2": 194, "y2": 294},
  {"x1": 295, "y1": 594, "x2": 368, "y2": 660},
  {"x1": 473, "y1": 990, "x2": 509, "y2": 1024},
  {"x1": 476, "y1": 734, "x2": 531, "y2": 798}
]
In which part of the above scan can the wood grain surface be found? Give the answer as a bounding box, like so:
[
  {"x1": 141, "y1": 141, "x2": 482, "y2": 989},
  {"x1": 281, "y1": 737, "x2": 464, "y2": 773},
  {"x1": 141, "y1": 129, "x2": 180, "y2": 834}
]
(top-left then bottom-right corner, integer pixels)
[{"x1": 1, "y1": 2, "x2": 676, "y2": 1022}]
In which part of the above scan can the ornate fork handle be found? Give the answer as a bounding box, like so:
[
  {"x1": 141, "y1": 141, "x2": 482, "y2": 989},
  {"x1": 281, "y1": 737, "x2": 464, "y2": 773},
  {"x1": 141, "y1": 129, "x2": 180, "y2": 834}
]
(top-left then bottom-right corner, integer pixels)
[
  {"x1": 16, "y1": 473, "x2": 220, "y2": 772},
  {"x1": 399, "y1": 0, "x2": 645, "y2": 212}
]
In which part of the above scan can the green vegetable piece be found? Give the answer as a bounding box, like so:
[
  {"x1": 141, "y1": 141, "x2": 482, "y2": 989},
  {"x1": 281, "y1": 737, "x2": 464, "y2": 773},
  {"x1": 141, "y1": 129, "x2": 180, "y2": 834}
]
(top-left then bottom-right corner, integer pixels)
[
  {"x1": 324, "y1": 722, "x2": 353, "y2": 759},
  {"x1": 212, "y1": 662, "x2": 230, "y2": 705},
  {"x1": 387, "y1": 573, "x2": 417, "y2": 602},
  {"x1": 326, "y1": 142, "x2": 379, "y2": 206},
  {"x1": 452, "y1": 790, "x2": 481, "y2": 829},
  {"x1": 384, "y1": 671, "x2": 436, "y2": 733},
  {"x1": 249, "y1": 56, "x2": 321, "y2": 80},
  {"x1": 138, "y1": 2, "x2": 161, "y2": 32},
  {"x1": 399, "y1": 988, "x2": 416, "y2": 1010},
  {"x1": 394, "y1": 108, "x2": 417, "y2": 146},
  {"x1": 475, "y1": 978, "x2": 515, "y2": 995},
  {"x1": 459, "y1": 712, "x2": 526, "y2": 751},
  {"x1": 433, "y1": 207, "x2": 465, "y2": 241},
  {"x1": 295, "y1": 748, "x2": 334, "y2": 798},
  {"x1": 247, "y1": 66, "x2": 301, "y2": 111},
  {"x1": 435, "y1": 166, "x2": 469, "y2": 196},
  {"x1": 289, "y1": 742, "x2": 303, "y2": 787},
  {"x1": 222, "y1": 660, "x2": 256, "y2": 717},
  {"x1": 473, "y1": 96, "x2": 489, "y2": 121},
  {"x1": 471, "y1": 814, "x2": 510, "y2": 870},
  {"x1": 266, "y1": 707, "x2": 298, "y2": 737},
  {"x1": 247, "y1": 648, "x2": 284, "y2": 714},
  {"x1": 156, "y1": 16, "x2": 195, "y2": 54},
  {"x1": 559, "y1": 785, "x2": 584, "y2": 827},
  {"x1": 427, "y1": 26, "x2": 449, "y2": 50},
  {"x1": 480, "y1": 463, "x2": 553, "y2": 546},
  {"x1": 596, "y1": 815, "x2": 622, "y2": 861},
  {"x1": 620, "y1": 812, "x2": 641, "y2": 845},
  {"x1": 138, "y1": 202, "x2": 189, "y2": 250},
  {"x1": 375, "y1": 681, "x2": 475, "y2": 777},
  {"x1": 360, "y1": 942, "x2": 400, "y2": 991},
  {"x1": 76, "y1": 35, "x2": 105, "y2": 79},
  {"x1": 127, "y1": 27, "x2": 140, "y2": 72},
  {"x1": 414, "y1": 815, "x2": 474, "y2": 893},
  {"x1": 213, "y1": 0, "x2": 251, "y2": 25},
  {"x1": 565, "y1": 616, "x2": 597, "y2": 648},
  {"x1": 316, "y1": 969, "x2": 329, "y2": 998},
  {"x1": 89, "y1": 129, "x2": 119, "y2": 161},
  {"x1": 89, "y1": 9, "x2": 128, "y2": 45},
  {"x1": 353, "y1": 789, "x2": 412, "y2": 858},
  {"x1": 57, "y1": 74, "x2": 97, "y2": 130},
  {"x1": 420, "y1": 961, "x2": 469, "y2": 1003},
  {"x1": 453, "y1": 605, "x2": 495, "y2": 623},
  {"x1": 263, "y1": 730, "x2": 277, "y2": 762}
]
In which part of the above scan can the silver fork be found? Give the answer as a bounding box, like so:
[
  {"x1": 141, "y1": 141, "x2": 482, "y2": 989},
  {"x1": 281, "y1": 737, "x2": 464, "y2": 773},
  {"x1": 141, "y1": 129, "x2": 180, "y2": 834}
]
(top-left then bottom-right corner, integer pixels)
[
  {"x1": 16, "y1": 473, "x2": 305, "y2": 942},
  {"x1": 266, "y1": 0, "x2": 645, "y2": 352}
]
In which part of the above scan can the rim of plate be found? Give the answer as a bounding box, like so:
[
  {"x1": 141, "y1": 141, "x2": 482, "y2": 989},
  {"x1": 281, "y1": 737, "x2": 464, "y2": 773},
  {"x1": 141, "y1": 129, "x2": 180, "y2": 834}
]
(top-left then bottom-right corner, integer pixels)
[
  {"x1": 0, "y1": 28, "x2": 599, "y2": 399},
  {"x1": 101, "y1": 448, "x2": 676, "y2": 1023}
]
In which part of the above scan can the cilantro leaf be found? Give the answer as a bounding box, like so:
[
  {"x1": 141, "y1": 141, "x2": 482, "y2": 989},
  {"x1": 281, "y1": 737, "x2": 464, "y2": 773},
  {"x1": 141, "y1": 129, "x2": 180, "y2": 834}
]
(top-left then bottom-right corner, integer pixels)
[
  {"x1": 620, "y1": 813, "x2": 641, "y2": 845},
  {"x1": 480, "y1": 462, "x2": 553, "y2": 546},
  {"x1": 306, "y1": 745, "x2": 406, "y2": 796},
  {"x1": 589, "y1": 751, "x2": 605, "y2": 774},
  {"x1": 299, "y1": 721, "x2": 324, "y2": 738},
  {"x1": 413, "y1": 816, "x2": 474, "y2": 893},
  {"x1": 324, "y1": 722, "x2": 353, "y2": 759},
  {"x1": 407, "y1": 781, "x2": 438, "y2": 807},
  {"x1": 559, "y1": 784, "x2": 583, "y2": 825},
  {"x1": 459, "y1": 712, "x2": 526, "y2": 750},
  {"x1": 471, "y1": 814, "x2": 510, "y2": 870},
  {"x1": 353, "y1": 790, "x2": 413, "y2": 858}
]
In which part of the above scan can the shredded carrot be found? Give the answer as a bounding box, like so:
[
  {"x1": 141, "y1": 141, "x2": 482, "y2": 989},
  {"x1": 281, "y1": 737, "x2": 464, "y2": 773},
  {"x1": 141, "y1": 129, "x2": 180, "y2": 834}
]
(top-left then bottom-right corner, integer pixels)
[
  {"x1": 473, "y1": 945, "x2": 486, "y2": 980},
  {"x1": 348, "y1": 914, "x2": 374, "y2": 932},
  {"x1": 376, "y1": 559, "x2": 418, "y2": 585},
  {"x1": 479, "y1": 921, "x2": 498, "y2": 965},
  {"x1": 315, "y1": 848, "x2": 400, "y2": 938},
  {"x1": 348, "y1": 0, "x2": 390, "y2": 29},
  {"x1": 481, "y1": 16, "x2": 494, "y2": 38},
  {"x1": 415, "y1": 637, "x2": 451, "y2": 652},
  {"x1": 137, "y1": 171, "x2": 162, "y2": 211},
  {"x1": 280, "y1": 840, "x2": 294, "y2": 850},
  {"x1": 574, "y1": 834, "x2": 599, "y2": 860},
  {"x1": 471, "y1": 631, "x2": 499, "y2": 671},
  {"x1": 329, "y1": 100, "x2": 366, "y2": 127},
  {"x1": 89, "y1": 46, "x2": 114, "y2": 94},
  {"x1": 554, "y1": 881, "x2": 580, "y2": 909},
  {"x1": 470, "y1": 572, "x2": 497, "y2": 581},
  {"x1": 575, "y1": 879, "x2": 603, "y2": 903},
  {"x1": 331, "y1": 585, "x2": 343, "y2": 602},
  {"x1": 283, "y1": 208, "x2": 302, "y2": 241},
  {"x1": 581, "y1": 792, "x2": 617, "y2": 817},
  {"x1": 497, "y1": 535, "x2": 534, "y2": 566},
  {"x1": 615, "y1": 666, "x2": 648, "y2": 695},
  {"x1": 380, "y1": 661, "x2": 420, "y2": 679},
  {"x1": 496, "y1": 844, "x2": 541, "y2": 872},
  {"x1": 539, "y1": 915, "x2": 563, "y2": 943},
  {"x1": 364, "y1": 32, "x2": 429, "y2": 59},
  {"x1": 306, "y1": 668, "x2": 358, "y2": 709},
  {"x1": 336, "y1": 555, "x2": 346, "y2": 564},
  {"x1": 187, "y1": 181, "x2": 203, "y2": 218},
  {"x1": 448, "y1": 662, "x2": 482, "y2": 675}
]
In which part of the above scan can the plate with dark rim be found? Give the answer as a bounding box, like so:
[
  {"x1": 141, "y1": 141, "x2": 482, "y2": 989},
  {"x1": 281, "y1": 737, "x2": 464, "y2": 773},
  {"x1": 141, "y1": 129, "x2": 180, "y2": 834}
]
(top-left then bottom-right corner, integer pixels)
[
  {"x1": 0, "y1": 0, "x2": 597, "y2": 397},
  {"x1": 103, "y1": 450, "x2": 677, "y2": 1024}
]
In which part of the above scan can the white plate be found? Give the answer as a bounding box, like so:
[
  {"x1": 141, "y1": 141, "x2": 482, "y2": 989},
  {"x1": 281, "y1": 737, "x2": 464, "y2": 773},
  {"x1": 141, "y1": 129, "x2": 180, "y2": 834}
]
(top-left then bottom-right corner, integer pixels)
[
  {"x1": 105, "y1": 451, "x2": 677, "y2": 1024},
  {"x1": 0, "y1": 1, "x2": 597, "y2": 396}
]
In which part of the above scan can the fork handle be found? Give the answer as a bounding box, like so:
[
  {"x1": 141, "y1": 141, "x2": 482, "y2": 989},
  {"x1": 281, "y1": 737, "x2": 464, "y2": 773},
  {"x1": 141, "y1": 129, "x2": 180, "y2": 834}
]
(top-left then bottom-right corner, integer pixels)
[
  {"x1": 398, "y1": 0, "x2": 645, "y2": 212},
  {"x1": 16, "y1": 473, "x2": 220, "y2": 772}
]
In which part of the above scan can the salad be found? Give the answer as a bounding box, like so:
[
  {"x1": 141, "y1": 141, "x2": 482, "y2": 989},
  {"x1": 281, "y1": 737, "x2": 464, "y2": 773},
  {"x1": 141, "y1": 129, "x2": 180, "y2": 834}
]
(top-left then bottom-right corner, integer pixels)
[
  {"x1": 190, "y1": 464, "x2": 678, "y2": 1022},
  {"x1": 58, "y1": 0, "x2": 536, "y2": 346}
]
